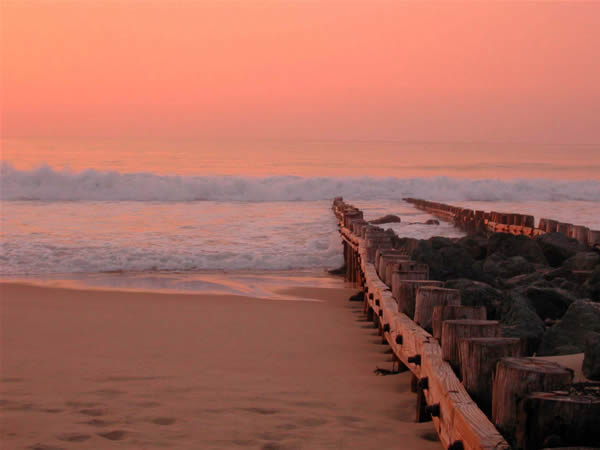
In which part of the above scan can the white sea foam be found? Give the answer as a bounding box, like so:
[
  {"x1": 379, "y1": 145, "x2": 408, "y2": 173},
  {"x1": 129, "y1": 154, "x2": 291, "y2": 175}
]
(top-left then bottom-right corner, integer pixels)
[{"x1": 2, "y1": 163, "x2": 599, "y2": 202}]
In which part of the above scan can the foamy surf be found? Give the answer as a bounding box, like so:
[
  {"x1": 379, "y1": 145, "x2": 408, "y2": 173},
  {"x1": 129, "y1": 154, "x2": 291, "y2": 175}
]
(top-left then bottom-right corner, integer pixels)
[{"x1": 2, "y1": 163, "x2": 600, "y2": 202}]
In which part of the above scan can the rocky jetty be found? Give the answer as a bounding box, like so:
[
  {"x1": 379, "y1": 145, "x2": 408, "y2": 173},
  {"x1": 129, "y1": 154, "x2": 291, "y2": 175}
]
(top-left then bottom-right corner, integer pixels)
[{"x1": 394, "y1": 231, "x2": 600, "y2": 356}]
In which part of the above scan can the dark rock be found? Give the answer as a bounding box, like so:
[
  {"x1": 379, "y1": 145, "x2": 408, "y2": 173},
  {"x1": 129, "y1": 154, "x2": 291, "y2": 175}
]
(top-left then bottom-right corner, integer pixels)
[
  {"x1": 563, "y1": 252, "x2": 600, "y2": 271},
  {"x1": 369, "y1": 215, "x2": 401, "y2": 225},
  {"x1": 488, "y1": 233, "x2": 548, "y2": 265},
  {"x1": 412, "y1": 239, "x2": 484, "y2": 282},
  {"x1": 543, "y1": 266, "x2": 577, "y2": 282},
  {"x1": 537, "y1": 300, "x2": 600, "y2": 356},
  {"x1": 582, "y1": 266, "x2": 600, "y2": 302},
  {"x1": 483, "y1": 254, "x2": 536, "y2": 279},
  {"x1": 535, "y1": 232, "x2": 587, "y2": 267},
  {"x1": 444, "y1": 278, "x2": 505, "y2": 319},
  {"x1": 524, "y1": 286, "x2": 575, "y2": 320},
  {"x1": 457, "y1": 235, "x2": 488, "y2": 260},
  {"x1": 425, "y1": 219, "x2": 440, "y2": 225},
  {"x1": 504, "y1": 271, "x2": 548, "y2": 289},
  {"x1": 583, "y1": 332, "x2": 600, "y2": 380},
  {"x1": 500, "y1": 291, "x2": 546, "y2": 355}
]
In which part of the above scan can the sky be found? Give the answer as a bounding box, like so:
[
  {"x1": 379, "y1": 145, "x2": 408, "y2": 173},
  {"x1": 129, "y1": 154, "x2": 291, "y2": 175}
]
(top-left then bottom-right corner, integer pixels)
[{"x1": 2, "y1": 1, "x2": 600, "y2": 144}]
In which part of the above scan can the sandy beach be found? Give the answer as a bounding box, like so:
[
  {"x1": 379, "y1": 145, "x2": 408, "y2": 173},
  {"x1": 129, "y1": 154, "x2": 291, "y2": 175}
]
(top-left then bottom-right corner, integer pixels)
[{"x1": 0, "y1": 282, "x2": 439, "y2": 450}]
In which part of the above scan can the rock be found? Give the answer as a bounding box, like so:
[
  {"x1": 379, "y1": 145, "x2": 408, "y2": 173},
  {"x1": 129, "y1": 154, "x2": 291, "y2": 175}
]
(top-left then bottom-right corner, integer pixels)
[
  {"x1": 583, "y1": 332, "x2": 600, "y2": 380},
  {"x1": 444, "y1": 279, "x2": 505, "y2": 319},
  {"x1": 504, "y1": 271, "x2": 549, "y2": 289},
  {"x1": 582, "y1": 266, "x2": 600, "y2": 302},
  {"x1": 563, "y1": 252, "x2": 600, "y2": 271},
  {"x1": 537, "y1": 300, "x2": 600, "y2": 356},
  {"x1": 543, "y1": 266, "x2": 577, "y2": 282},
  {"x1": 483, "y1": 254, "x2": 536, "y2": 279},
  {"x1": 425, "y1": 219, "x2": 439, "y2": 225},
  {"x1": 500, "y1": 291, "x2": 546, "y2": 355},
  {"x1": 457, "y1": 235, "x2": 488, "y2": 260},
  {"x1": 488, "y1": 233, "x2": 548, "y2": 265},
  {"x1": 535, "y1": 232, "x2": 587, "y2": 267},
  {"x1": 524, "y1": 286, "x2": 575, "y2": 320},
  {"x1": 412, "y1": 239, "x2": 484, "y2": 282},
  {"x1": 369, "y1": 215, "x2": 401, "y2": 225}
]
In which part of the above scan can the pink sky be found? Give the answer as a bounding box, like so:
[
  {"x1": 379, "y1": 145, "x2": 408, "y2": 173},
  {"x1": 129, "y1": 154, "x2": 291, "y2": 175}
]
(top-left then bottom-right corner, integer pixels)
[{"x1": 2, "y1": 1, "x2": 600, "y2": 144}]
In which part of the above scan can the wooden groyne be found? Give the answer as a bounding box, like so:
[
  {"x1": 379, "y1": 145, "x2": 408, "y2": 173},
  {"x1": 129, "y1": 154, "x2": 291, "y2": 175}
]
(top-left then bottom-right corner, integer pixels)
[
  {"x1": 404, "y1": 197, "x2": 600, "y2": 247},
  {"x1": 331, "y1": 197, "x2": 599, "y2": 450}
]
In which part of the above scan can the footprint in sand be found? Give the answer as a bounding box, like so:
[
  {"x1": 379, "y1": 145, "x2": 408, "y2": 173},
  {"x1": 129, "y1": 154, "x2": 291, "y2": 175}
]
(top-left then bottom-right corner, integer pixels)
[
  {"x1": 57, "y1": 433, "x2": 91, "y2": 442},
  {"x1": 28, "y1": 445, "x2": 65, "y2": 450},
  {"x1": 98, "y1": 430, "x2": 127, "y2": 441},
  {"x1": 80, "y1": 408, "x2": 106, "y2": 417},
  {"x1": 241, "y1": 407, "x2": 279, "y2": 415},
  {"x1": 419, "y1": 431, "x2": 439, "y2": 442},
  {"x1": 83, "y1": 419, "x2": 113, "y2": 427},
  {"x1": 151, "y1": 417, "x2": 176, "y2": 426}
]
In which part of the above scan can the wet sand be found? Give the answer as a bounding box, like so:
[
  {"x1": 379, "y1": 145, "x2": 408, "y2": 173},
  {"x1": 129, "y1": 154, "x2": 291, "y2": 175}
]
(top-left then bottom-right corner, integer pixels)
[{"x1": 0, "y1": 282, "x2": 439, "y2": 450}]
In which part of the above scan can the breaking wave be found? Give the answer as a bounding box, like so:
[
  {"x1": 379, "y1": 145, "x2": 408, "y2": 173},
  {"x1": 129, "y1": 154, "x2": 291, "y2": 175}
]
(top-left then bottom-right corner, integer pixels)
[{"x1": 2, "y1": 163, "x2": 599, "y2": 202}]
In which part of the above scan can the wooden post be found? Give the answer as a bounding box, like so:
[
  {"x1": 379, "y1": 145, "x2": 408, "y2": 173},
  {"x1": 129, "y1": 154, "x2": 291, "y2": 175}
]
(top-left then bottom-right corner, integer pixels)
[
  {"x1": 432, "y1": 305, "x2": 487, "y2": 342},
  {"x1": 556, "y1": 222, "x2": 571, "y2": 235},
  {"x1": 393, "y1": 280, "x2": 443, "y2": 318},
  {"x1": 569, "y1": 225, "x2": 589, "y2": 245},
  {"x1": 385, "y1": 261, "x2": 428, "y2": 287},
  {"x1": 413, "y1": 287, "x2": 461, "y2": 332},
  {"x1": 441, "y1": 320, "x2": 501, "y2": 372},
  {"x1": 516, "y1": 390, "x2": 600, "y2": 450},
  {"x1": 589, "y1": 229, "x2": 600, "y2": 247},
  {"x1": 378, "y1": 256, "x2": 410, "y2": 284},
  {"x1": 458, "y1": 337, "x2": 522, "y2": 415},
  {"x1": 492, "y1": 357, "x2": 574, "y2": 442}
]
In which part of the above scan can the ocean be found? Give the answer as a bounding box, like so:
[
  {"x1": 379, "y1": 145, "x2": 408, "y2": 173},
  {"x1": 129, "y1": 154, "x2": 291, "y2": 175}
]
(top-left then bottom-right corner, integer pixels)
[{"x1": 1, "y1": 138, "x2": 599, "y2": 295}]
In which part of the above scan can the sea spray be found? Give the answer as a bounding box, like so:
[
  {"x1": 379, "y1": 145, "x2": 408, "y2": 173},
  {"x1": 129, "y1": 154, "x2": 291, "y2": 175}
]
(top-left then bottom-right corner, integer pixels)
[{"x1": 2, "y1": 163, "x2": 600, "y2": 202}]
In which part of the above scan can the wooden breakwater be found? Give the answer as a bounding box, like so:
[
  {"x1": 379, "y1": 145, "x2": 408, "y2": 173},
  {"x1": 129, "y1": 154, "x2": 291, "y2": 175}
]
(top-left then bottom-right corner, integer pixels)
[
  {"x1": 404, "y1": 197, "x2": 600, "y2": 247},
  {"x1": 332, "y1": 197, "x2": 600, "y2": 450}
]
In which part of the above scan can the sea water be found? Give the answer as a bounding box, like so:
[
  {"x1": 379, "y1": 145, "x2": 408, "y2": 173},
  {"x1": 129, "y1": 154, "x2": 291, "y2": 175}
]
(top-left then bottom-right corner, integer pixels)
[{"x1": 1, "y1": 138, "x2": 599, "y2": 295}]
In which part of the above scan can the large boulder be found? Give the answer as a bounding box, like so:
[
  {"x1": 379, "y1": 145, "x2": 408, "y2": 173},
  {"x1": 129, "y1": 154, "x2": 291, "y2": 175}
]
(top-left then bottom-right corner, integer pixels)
[
  {"x1": 523, "y1": 286, "x2": 575, "y2": 320},
  {"x1": 583, "y1": 332, "x2": 600, "y2": 380},
  {"x1": 535, "y1": 232, "x2": 587, "y2": 267},
  {"x1": 411, "y1": 239, "x2": 484, "y2": 281},
  {"x1": 504, "y1": 271, "x2": 549, "y2": 289},
  {"x1": 563, "y1": 251, "x2": 600, "y2": 271},
  {"x1": 582, "y1": 266, "x2": 600, "y2": 302},
  {"x1": 369, "y1": 214, "x2": 401, "y2": 225},
  {"x1": 444, "y1": 278, "x2": 505, "y2": 319},
  {"x1": 483, "y1": 254, "x2": 536, "y2": 279},
  {"x1": 500, "y1": 291, "x2": 546, "y2": 355},
  {"x1": 457, "y1": 235, "x2": 488, "y2": 260},
  {"x1": 488, "y1": 233, "x2": 548, "y2": 264},
  {"x1": 537, "y1": 300, "x2": 600, "y2": 356}
]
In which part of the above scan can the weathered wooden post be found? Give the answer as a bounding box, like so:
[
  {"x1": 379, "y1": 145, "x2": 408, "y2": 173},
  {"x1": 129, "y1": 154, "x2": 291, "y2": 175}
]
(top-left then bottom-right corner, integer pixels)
[
  {"x1": 556, "y1": 222, "x2": 572, "y2": 235},
  {"x1": 492, "y1": 357, "x2": 574, "y2": 442},
  {"x1": 516, "y1": 388, "x2": 600, "y2": 449},
  {"x1": 413, "y1": 287, "x2": 461, "y2": 332},
  {"x1": 432, "y1": 305, "x2": 487, "y2": 341},
  {"x1": 569, "y1": 224, "x2": 589, "y2": 245},
  {"x1": 441, "y1": 320, "x2": 501, "y2": 372},
  {"x1": 458, "y1": 337, "x2": 522, "y2": 415},
  {"x1": 384, "y1": 261, "x2": 427, "y2": 287},
  {"x1": 394, "y1": 280, "x2": 443, "y2": 318}
]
